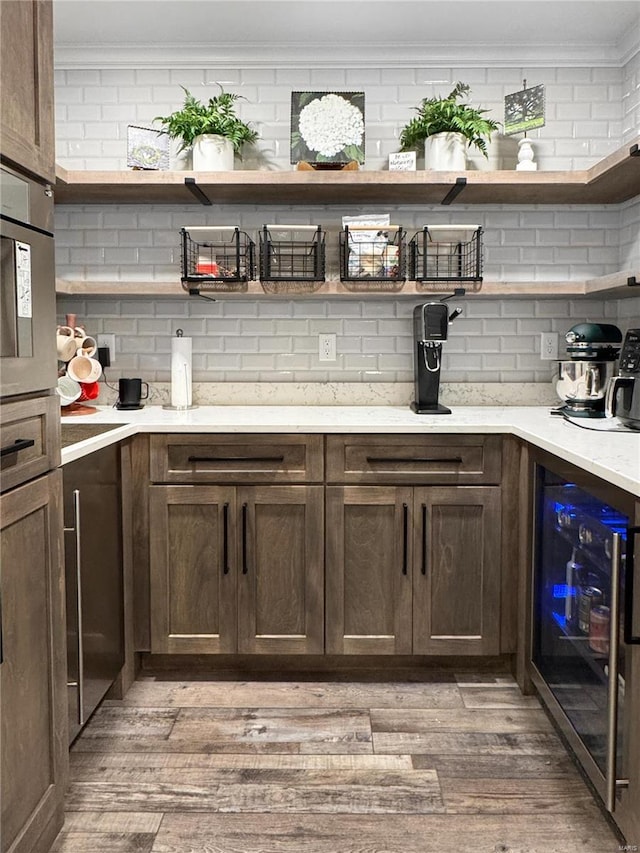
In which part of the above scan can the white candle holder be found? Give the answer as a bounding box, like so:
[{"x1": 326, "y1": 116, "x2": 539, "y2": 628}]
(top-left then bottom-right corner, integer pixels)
[{"x1": 516, "y1": 137, "x2": 538, "y2": 171}]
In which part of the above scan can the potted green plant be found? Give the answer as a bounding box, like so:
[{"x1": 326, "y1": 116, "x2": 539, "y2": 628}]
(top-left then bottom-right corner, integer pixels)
[
  {"x1": 399, "y1": 81, "x2": 500, "y2": 171},
  {"x1": 155, "y1": 86, "x2": 259, "y2": 171}
]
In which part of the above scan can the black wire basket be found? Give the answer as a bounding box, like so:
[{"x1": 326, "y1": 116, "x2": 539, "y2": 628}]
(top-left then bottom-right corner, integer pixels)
[
  {"x1": 181, "y1": 226, "x2": 255, "y2": 291},
  {"x1": 409, "y1": 225, "x2": 483, "y2": 284},
  {"x1": 339, "y1": 225, "x2": 406, "y2": 290},
  {"x1": 259, "y1": 225, "x2": 325, "y2": 288}
]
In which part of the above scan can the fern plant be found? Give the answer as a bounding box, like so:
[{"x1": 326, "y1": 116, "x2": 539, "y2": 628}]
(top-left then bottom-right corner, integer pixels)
[
  {"x1": 155, "y1": 86, "x2": 258, "y2": 155},
  {"x1": 399, "y1": 82, "x2": 499, "y2": 157}
]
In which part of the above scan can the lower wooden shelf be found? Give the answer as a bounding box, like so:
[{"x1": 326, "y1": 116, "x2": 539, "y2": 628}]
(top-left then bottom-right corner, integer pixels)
[{"x1": 56, "y1": 270, "x2": 639, "y2": 299}]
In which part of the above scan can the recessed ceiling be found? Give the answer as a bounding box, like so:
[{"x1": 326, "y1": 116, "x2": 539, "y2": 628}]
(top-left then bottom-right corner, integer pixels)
[{"x1": 53, "y1": 0, "x2": 640, "y2": 67}]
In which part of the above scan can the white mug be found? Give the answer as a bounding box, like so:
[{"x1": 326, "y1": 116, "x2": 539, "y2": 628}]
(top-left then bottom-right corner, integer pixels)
[
  {"x1": 76, "y1": 334, "x2": 97, "y2": 357},
  {"x1": 56, "y1": 325, "x2": 77, "y2": 362},
  {"x1": 56, "y1": 374, "x2": 81, "y2": 406},
  {"x1": 66, "y1": 354, "x2": 102, "y2": 383}
]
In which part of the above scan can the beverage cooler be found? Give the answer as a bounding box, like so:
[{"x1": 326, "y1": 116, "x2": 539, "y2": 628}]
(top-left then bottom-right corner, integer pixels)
[{"x1": 530, "y1": 459, "x2": 639, "y2": 826}]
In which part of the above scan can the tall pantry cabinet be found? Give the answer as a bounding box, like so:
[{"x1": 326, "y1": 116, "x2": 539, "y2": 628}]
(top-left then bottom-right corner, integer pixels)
[{"x1": 0, "y1": 3, "x2": 67, "y2": 853}]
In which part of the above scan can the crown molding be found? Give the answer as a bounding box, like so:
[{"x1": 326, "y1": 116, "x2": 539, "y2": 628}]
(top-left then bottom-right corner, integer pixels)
[{"x1": 54, "y1": 41, "x2": 634, "y2": 69}]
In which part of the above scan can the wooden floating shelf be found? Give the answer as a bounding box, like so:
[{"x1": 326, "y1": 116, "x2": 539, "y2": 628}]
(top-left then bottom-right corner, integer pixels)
[
  {"x1": 56, "y1": 271, "x2": 639, "y2": 299},
  {"x1": 54, "y1": 139, "x2": 640, "y2": 207}
]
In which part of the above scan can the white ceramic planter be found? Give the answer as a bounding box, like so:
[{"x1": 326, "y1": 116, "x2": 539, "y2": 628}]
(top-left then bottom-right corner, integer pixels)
[
  {"x1": 423, "y1": 132, "x2": 467, "y2": 171},
  {"x1": 192, "y1": 134, "x2": 234, "y2": 171}
]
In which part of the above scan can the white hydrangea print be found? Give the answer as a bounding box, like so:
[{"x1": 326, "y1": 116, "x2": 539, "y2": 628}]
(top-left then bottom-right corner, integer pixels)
[{"x1": 298, "y1": 94, "x2": 364, "y2": 158}]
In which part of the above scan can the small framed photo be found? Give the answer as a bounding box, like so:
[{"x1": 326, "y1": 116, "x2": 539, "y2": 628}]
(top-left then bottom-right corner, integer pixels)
[
  {"x1": 127, "y1": 125, "x2": 170, "y2": 170},
  {"x1": 290, "y1": 91, "x2": 365, "y2": 165},
  {"x1": 504, "y1": 85, "x2": 546, "y2": 136}
]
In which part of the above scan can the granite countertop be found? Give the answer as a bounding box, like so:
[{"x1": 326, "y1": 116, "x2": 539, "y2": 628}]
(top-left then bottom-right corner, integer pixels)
[{"x1": 60, "y1": 405, "x2": 640, "y2": 497}]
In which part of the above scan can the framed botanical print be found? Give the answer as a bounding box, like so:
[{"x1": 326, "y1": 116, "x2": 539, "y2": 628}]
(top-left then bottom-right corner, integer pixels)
[{"x1": 290, "y1": 91, "x2": 365, "y2": 165}]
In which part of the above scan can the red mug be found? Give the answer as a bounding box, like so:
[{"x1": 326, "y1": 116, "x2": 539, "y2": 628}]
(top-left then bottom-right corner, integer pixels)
[{"x1": 77, "y1": 381, "x2": 100, "y2": 402}]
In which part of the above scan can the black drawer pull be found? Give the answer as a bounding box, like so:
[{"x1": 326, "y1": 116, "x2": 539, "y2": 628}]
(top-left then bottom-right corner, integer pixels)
[
  {"x1": 1, "y1": 438, "x2": 35, "y2": 457},
  {"x1": 187, "y1": 455, "x2": 285, "y2": 464},
  {"x1": 242, "y1": 503, "x2": 249, "y2": 575},
  {"x1": 222, "y1": 503, "x2": 230, "y2": 575},
  {"x1": 366, "y1": 455, "x2": 463, "y2": 465},
  {"x1": 402, "y1": 503, "x2": 408, "y2": 575},
  {"x1": 625, "y1": 526, "x2": 640, "y2": 645}
]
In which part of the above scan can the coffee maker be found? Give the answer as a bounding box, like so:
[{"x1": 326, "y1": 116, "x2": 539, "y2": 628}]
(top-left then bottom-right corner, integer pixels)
[
  {"x1": 555, "y1": 322, "x2": 622, "y2": 418},
  {"x1": 411, "y1": 299, "x2": 462, "y2": 415}
]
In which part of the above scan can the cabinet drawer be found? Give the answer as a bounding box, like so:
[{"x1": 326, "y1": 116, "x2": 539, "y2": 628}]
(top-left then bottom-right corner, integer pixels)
[
  {"x1": 150, "y1": 434, "x2": 324, "y2": 484},
  {"x1": 326, "y1": 434, "x2": 502, "y2": 485},
  {"x1": 0, "y1": 395, "x2": 60, "y2": 492}
]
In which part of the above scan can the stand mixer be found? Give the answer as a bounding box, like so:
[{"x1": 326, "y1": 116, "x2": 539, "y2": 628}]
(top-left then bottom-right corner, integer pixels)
[
  {"x1": 555, "y1": 322, "x2": 622, "y2": 418},
  {"x1": 411, "y1": 297, "x2": 463, "y2": 415}
]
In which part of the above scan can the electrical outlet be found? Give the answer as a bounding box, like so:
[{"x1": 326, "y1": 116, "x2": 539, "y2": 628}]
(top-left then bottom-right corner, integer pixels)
[
  {"x1": 540, "y1": 331, "x2": 559, "y2": 360},
  {"x1": 97, "y1": 333, "x2": 116, "y2": 365},
  {"x1": 318, "y1": 333, "x2": 337, "y2": 362}
]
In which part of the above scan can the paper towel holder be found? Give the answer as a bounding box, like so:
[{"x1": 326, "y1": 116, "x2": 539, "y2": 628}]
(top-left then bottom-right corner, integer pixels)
[{"x1": 162, "y1": 329, "x2": 199, "y2": 411}]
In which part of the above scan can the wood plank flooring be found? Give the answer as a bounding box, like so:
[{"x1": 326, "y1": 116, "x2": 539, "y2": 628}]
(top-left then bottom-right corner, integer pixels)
[{"x1": 52, "y1": 672, "x2": 622, "y2": 853}]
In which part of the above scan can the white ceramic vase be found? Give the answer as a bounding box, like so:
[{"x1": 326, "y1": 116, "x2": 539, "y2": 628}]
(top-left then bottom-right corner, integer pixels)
[
  {"x1": 423, "y1": 132, "x2": 467, "y2": 171},
  {"x1": 192, "y1": 134, "x2": 234, "y2": 171}
]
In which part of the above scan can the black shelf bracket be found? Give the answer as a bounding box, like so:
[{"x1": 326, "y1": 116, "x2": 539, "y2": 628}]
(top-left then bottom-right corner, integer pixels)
[
  {"x1": 630, "y1": 144, "x2": 639, "y2": 157},
  {"x1": 627, "y1": 276, "x2": 638, "y2": 287},
  {"x1": 184, "y1": 177, "x2": 212, "y2": 206},
  {"x1": 441, "y1": 177, "x2": 467, "y2": 206}
]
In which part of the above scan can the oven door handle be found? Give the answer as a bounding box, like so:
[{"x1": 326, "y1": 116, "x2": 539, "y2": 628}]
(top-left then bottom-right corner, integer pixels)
[{"x1": 624, "y1": 526, "x2": 640, "y2": 645}]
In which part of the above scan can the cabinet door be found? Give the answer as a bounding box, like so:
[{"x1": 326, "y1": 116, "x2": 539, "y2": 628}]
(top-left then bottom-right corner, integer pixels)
[
  {"x1": 0, "y1": 1, "x2": 55, "y2": 182},
  {"x1": 64, "y1": 445, "x2": 124, "y2": 744},
  {"x1": 326, "y1": 486, "x2": 413, "y2": 655},
  {"x1": 149, "y1": 486, "x2": 237, "y2": 654},
  {"x1": 0, "y1": 471, "x2": 66, "y2": 853},
  {"x1": 237, "y1": 486, "x2": 324, "y2": 654},
  {"x1": 413, "y1": 486, "x2": 501, "y2": 655}
]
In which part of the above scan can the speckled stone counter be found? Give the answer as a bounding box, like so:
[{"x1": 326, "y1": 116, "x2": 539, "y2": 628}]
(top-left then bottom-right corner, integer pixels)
[{"x1": 60, "y1": 405, "x2": 639, "y2": 496}]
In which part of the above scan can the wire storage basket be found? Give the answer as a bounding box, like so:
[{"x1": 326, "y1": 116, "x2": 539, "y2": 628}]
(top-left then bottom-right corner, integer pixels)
[
  {"x1": 339, "y1": 225, "x2": 406, "y2": 291},
  {"x1": 410, "y1": 225, "x2": 483, "y2": 289},
  {"x1": 181, "y1": 226, "x2": 255, "y2": 292},
  {"x1": 259, "y1": 225, "x2": 326, "y2": 293}
]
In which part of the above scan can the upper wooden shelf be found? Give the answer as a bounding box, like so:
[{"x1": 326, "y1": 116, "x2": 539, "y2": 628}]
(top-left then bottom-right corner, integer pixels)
[{"x1": 54, "y1": 139, "x2": 640, "y2": 207}]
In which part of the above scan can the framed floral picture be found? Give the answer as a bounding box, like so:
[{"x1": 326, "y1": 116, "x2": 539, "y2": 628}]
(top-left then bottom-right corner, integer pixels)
[
  {"x1": 290, "y1": 91, "x2": 365, "y2": 165},
  {"x1": 127, "y1": 125, "x2": 170, "y2": 170}
]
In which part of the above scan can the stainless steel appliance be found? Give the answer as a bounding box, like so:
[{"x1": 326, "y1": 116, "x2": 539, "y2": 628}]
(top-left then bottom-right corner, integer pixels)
[
  {"x1": 530, "y1": 455, "x2": 639, "y2": 839},
  {"x1": 0, "y1": 165, "x2": 56, "y2": 399},
  {"x1": 606, "y1": 329, "x2": 640, "y2": 430},
  {"x1": 410, "y1": 299, "x2": 462, "y2": 414},
  {"x1": 555, "y1": 322, "x2": 622, "y2": 418},
  {"x1": 63, "y1": 443, "x2": 124, "y2": 743}
]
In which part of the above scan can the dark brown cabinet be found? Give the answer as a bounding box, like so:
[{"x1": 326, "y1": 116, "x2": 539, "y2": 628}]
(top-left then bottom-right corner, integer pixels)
[
  {"x1": 325, "y1": 435, "x2": 503, "y2": 656},
  {"x1": 148, "y1": 435, "x2": 325, "y2": 657},
  {"x1": 0, "y1": 471, "x2": 66, "y2": 853},
  {"x1": 149, "y1": 484, "x2": 324, "y2": 655},
  {"x1": 0, "y1": 0, "x2": 55, "y2": 183},
  {"x1": 326, "y1": 485, "x2": 501, "y2": 655}
]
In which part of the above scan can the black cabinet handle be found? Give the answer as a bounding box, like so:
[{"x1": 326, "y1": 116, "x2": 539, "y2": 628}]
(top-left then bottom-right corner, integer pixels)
[
  {"x1": 242, "y1": 503, "x2": 249, "y2": 575},
  {"x1": 366, "y1": 456, "x2": 463, "y2": 465},
  {"x1": 0, "y1": 438, "x2": 35, "y2": 457},
  {"x1": 625, "y1": 526, "x2": 640, "y2": 644},
  {"x1": 222, "y1": 503, "x2": 230, "y2": 575},
  {"x1": 402, "y1": 503, "x2": 408, "y2": 575},
  {"x1": 421, "y1": 503, "x2": 428, "y2": 575},
  {"x1": 187, "y1": 455, "x2": 284, "y2": 464}
]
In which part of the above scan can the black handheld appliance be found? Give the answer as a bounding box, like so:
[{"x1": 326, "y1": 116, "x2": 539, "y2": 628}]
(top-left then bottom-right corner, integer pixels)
[
  {"x1": 605, "y1": 328, "x2": 640, "y2": 429},
  {"x1": 411, "y1": 297, "x2": 463, "y2": 415}
]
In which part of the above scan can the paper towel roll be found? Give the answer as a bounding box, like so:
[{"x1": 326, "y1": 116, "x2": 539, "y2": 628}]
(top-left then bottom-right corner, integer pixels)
[{"x1": 171, "y1": 333, "x2": 192, "y2": 408}]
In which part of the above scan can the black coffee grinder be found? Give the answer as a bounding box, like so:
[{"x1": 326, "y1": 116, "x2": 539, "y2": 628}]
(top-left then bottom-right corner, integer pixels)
[{"x1": 411, "y1": 297, "x2": 463, "y2": 415}]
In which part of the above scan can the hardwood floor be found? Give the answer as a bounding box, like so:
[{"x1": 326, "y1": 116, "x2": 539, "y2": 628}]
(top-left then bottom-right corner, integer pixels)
[{"x1": 52, "y1": 673, "x2": 622, "y2": 853}]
